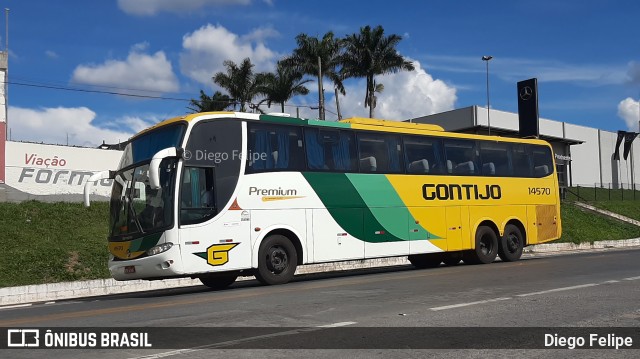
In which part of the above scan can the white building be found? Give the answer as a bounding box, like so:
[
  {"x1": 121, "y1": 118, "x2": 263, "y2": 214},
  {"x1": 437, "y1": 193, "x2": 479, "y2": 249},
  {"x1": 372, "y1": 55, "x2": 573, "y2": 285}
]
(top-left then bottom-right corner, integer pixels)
[{"x1": 411, "y1": 106, "x2": 639, "y2": 190}]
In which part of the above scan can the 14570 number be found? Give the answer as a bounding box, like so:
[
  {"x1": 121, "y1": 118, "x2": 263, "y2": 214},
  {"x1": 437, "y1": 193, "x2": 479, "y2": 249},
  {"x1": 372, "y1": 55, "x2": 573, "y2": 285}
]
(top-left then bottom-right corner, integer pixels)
[{"x1": 528, "y1": 187, "x2": 551, "y2": 195}]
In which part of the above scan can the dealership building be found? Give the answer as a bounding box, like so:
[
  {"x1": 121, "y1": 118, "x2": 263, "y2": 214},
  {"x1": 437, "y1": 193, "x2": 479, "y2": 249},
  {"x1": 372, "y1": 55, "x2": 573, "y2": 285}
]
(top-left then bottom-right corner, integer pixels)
[{"x1": 412, "y1": 106, "x2": 639, "y2": 191}]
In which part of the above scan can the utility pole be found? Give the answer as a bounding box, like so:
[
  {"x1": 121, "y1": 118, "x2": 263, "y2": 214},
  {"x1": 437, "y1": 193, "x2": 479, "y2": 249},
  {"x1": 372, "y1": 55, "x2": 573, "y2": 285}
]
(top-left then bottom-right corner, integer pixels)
[
  {"x1": 317, "y1": 56, "x2": 325, "y2": 120},
  {"x1": 335, "y1": 88, "x2": 342, "y2": 120}
]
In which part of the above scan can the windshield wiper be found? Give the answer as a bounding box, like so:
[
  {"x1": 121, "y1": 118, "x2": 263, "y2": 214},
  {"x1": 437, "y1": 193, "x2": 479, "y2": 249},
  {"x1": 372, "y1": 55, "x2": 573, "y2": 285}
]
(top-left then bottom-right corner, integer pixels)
[{"x1": 127, "y1": 197, "x2": 145, "y2": 234}]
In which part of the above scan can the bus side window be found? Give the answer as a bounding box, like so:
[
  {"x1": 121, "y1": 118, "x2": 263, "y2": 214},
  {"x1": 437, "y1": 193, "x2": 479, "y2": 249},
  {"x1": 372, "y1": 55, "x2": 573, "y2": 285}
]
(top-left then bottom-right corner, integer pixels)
[
  {"x1": 357, "y1": 132, "x2": 403, "y2": 173},
  {"x1": 304, "y1": 128, "x2": 357, "y2": 171},
  {"x1": 403, "y1": 136, "x2": 444, "y2": 174},
  {"x1": 510, "y1": 144, "x2": 533, "y2": 177},
  {"x1": 531, "y1": 145, "x2": 553, "y2": 177},
  {"x1": 180, "y1": 167, "x2": 216, "y2": 225},
  {"x1": 479, "y1": 141, "x2": 510, "y2": 176},
  {"x1": 247, "y1": 124, "x2": 303, "y2": 172},
  {"x1": 444, "y1": 139, "x2": 478, "y2": 175}
]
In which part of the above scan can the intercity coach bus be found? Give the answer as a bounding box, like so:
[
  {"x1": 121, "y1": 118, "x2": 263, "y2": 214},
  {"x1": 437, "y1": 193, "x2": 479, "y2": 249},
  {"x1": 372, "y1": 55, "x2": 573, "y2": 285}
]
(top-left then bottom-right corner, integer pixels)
[{"x1": 84, "y1": 111, "x2": 561, "y2": 289}]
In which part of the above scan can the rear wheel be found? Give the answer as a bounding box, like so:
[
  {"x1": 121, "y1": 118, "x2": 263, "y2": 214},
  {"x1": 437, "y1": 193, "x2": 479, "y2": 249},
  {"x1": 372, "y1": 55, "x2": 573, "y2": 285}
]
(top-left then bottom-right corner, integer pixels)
[
  {"x1": 498, "y1": 224, "x2": 524, "y2": 262},
  {"x1": 463, "y1": 226, "x2": 498, "y2": 264},
  {"x1": 199, "y1": 272, "x2": 239, "y2": 290},
  {"x1": 255, "y1": 234, "x2": 298, "y2": 285},
  {"x1": 408, "y1": 253, "x2": 442, "y2": 269}
]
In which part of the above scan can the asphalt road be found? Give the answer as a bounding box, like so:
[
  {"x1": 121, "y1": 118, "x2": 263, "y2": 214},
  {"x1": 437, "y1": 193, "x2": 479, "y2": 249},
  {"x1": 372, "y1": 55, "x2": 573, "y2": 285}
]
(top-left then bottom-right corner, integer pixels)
[{"x1": 1, "y1": 248, "x2": 639, "y2": 358}]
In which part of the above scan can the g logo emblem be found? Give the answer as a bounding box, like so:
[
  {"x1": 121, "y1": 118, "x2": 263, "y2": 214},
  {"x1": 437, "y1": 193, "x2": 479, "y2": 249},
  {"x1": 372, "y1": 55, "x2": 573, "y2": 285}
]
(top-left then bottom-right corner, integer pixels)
[{"x1": 206, "y1": 243, "x2": 239, "y2": 266}]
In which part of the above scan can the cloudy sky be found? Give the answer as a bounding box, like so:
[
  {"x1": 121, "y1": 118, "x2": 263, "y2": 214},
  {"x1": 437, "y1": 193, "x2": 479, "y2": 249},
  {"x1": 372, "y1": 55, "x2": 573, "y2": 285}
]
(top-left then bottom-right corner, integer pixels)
[{"x1": 3, "y1": 0, "x2": 640, "y2": 146}]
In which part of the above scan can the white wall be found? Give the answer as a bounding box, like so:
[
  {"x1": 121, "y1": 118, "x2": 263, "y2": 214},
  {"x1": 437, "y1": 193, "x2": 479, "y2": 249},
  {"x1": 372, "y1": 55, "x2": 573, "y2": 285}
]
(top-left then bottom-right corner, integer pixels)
[
  {"x1": 563, "y1": 123, "x2": 600, "y2": 186},
  {"x1": 4, "y1": 141, "x2": 122, "y2": 200},
  {"x1": 477, "y1": 108, "x2": 518, "y2": 131}
]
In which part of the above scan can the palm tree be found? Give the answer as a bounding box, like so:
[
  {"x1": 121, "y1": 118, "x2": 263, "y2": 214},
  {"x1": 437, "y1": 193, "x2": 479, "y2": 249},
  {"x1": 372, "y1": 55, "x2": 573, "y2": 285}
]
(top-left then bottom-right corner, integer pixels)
[
  {"x1": 213, "y1": 58, "x2": 263, "y2": 112},
  {"x1": 341, "y1": 25, "x2": 415, "y2": 118},
  {"x1": 187, "y1": 90, "x2": 233, "y2": 113},
  {"x1": 257, "y1": 62, "x2": 311, "y2": 113},
  {"x1": 281, "y1": 31, "x2": 344, "y2": 120}
]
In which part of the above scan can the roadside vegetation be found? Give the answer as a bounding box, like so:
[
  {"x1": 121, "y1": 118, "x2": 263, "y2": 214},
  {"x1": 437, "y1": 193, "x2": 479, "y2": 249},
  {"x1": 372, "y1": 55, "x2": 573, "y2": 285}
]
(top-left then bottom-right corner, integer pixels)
[
  {"x1": 0, "y1": 200, "x2": 638, "y2": 287},
  {"x1": 558, "y1": 202, "x2": 640, "y2": 244},
  {"x1": 0, "y1": 201, "x2": 110, "y2": 287}
]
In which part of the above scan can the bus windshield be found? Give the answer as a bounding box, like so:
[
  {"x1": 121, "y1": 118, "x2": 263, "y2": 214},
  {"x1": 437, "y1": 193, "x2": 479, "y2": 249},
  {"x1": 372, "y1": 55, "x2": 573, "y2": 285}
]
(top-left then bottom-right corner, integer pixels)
[
  {"x1": 109, "y1": 159, "x2": 177, "y2": 240},
  {"x1": 118, "y1": 123, "x2": 186, "y2": 170},
  {"x1": 109, "y1": 123, "x2": 184, "y2": 240}
]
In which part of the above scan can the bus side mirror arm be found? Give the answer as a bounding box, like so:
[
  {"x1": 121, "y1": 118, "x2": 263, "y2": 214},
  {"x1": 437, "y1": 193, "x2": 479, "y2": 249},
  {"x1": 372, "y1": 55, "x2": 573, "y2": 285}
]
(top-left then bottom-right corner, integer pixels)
[
  {"x1": 83, "y1": 170, "x2": 112, "y2": 207},
  {"x1": 149, "y1": 147, "x2": 183, "y2": 190}
]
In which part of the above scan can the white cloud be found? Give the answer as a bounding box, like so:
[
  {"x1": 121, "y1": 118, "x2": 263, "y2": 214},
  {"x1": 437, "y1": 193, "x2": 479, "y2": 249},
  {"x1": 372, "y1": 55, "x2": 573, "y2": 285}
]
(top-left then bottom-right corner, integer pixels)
[
  {"x1": 45, "y1": 50, "x2": 58, "y2": 59},
  {"x1": 179, "y1": 24, "x2": 279, "y2": 85},
  {"x1": 117, "y1": 0, "x2": 251, "y2": 16},
  {"x1": 71, "y1": 43, "x2": 179, "y2": 93},
  {"x1": 424, "y1": 54, "x2": 628, "y2": 86},
  {"x1": 241, "y1": 26, "x2": 280, "y2": 42},
  {"x1": 618, "y1": 97, "x2": 640, "y2": 131},
  {"x1": 332, "y1": 60, "x2": 457, "y2": 121},
  {"x1": 627, "y1": 61, "x2": 640, "y2": 85},
  {"x1": 8, "y1": 106, "x2": 136, "y2": 147}
]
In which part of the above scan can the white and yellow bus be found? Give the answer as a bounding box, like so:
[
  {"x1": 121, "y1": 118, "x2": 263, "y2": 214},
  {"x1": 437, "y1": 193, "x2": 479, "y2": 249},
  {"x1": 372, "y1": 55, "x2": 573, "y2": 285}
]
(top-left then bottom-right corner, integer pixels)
[{"x1": 85, "y1": 112, "x2": 561, "y2": 289}]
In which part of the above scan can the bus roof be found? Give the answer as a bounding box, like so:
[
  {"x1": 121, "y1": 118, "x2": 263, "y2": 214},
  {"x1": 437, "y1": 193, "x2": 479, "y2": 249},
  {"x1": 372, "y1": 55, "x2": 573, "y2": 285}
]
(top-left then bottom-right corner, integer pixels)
[
  {"x1": 131, "y1": 111, "x2": 551, "y2": 147},
  {"x1": 339, "y1": 117, "x2": 444, "y2": 132}
]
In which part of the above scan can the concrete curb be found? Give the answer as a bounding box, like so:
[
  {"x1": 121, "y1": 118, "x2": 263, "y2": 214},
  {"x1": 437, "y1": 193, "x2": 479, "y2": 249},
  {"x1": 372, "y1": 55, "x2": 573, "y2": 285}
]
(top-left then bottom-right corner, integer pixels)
[{"x1": 2, "y1": 239, "x2": 639, "y2": 307}]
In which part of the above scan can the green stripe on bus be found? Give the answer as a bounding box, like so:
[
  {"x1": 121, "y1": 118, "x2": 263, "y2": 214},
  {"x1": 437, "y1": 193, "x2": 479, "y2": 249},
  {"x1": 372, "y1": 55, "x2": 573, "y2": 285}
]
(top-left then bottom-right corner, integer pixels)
[
  {"x1": 258, "y1": 115, "x2": 308, "y2": 125},
  {"x1": 304, "y1": 172, "x2": 414, "y2": 243},
  {"x1": 346, "y1": 174, "x2": 433, "y2": 241},
  {"x1": 128, "y1": 232, "x2": 163, "y2": 252},
  {"x1": 307, "y1": 119, "x2": 351, "y2": 128}
]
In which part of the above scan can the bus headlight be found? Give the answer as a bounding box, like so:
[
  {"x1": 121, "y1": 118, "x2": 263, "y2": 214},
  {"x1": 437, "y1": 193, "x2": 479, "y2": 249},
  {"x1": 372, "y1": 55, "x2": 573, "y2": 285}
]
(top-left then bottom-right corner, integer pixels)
[{"x1": 146, "y1": 242, "x2": 173, "y2": 256}]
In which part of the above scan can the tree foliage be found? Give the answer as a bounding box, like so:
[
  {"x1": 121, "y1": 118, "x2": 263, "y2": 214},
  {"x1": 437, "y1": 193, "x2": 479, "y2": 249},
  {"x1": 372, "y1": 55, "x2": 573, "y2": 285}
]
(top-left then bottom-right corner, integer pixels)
[
  {"x1": 257, "y1": 62, "x2": 311, "y2": 112},
  {"x1": 187, "y1": 90, "x2": 232, "y2": 113},
  {"x1": 213, "y1": 58, "x2": 264, "y2": 112},
  {"x1": 341, "y1": 25, "x2": 414, "y2": 118}
]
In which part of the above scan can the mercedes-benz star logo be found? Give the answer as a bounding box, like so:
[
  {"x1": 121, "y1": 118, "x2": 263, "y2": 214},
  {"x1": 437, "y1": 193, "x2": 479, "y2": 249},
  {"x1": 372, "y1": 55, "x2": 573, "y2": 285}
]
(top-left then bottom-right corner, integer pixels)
[{"x1": 519, "y1": 86, "x2": 533, "y2": 101}]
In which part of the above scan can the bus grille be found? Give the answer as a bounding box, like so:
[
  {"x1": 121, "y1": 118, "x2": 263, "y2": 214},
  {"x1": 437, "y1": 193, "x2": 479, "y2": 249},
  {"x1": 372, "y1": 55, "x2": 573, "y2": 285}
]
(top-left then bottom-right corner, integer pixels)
[{"x1": 536, "y1": 204, "x2": 559, "y2": 242}]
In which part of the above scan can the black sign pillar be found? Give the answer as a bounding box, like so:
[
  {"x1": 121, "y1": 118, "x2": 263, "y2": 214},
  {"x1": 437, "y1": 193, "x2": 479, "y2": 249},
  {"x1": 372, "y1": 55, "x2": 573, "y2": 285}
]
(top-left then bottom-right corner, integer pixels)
[{"x1": 517, "y1": 78, "x2": 539, "y2": 138}]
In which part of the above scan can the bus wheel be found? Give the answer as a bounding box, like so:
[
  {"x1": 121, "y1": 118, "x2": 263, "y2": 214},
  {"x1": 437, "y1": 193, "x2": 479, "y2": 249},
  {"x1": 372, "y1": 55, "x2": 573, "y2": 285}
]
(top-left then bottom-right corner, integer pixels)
[
  {"x1": 408, "y1": 253, "x2": 442, "y2": 269},
  {"x1": 255, "y1": 234, "x2": 298, "y2": 285},
  {"x1": 498, "y1": 224, "x2": 524, "y2": 262},
  {"x1": 442, "y1": 252, "x2": 462, "y2": 266},
  {"x1": 199, "y1": 272, "x2": 239, "y2": 290},
  {"x1": 464, "y1": 226, "x2": 498, "y2": 264}
]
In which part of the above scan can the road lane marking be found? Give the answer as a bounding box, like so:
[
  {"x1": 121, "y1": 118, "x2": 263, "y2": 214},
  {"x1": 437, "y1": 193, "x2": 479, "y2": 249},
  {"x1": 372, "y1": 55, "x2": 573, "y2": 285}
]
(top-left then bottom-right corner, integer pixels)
[
  {"x1": 429, "y1": 277, "x2": 639, "y2": 311},
  {"x1": 318, "y1": 321, "x2": 357, "y2": 328},
  {"x1": 0, "y1": 303, "x2": 32, "y2": 310},
  {"x1": 515, "y1": 283, "x2": 599, "y2": 297},
  {"x1": 430, "y1": 297, "x2": 511, "y2": 311}
]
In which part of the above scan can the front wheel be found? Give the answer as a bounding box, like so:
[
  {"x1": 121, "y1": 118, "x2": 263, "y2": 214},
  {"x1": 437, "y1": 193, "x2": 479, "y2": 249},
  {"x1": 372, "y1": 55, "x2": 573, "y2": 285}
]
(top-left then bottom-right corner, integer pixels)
[
  {"x1": 255, "y1": 234, "x2": 298, "y2": 285},
  {"x1": 498, "y1": 224, "x2": 524, "y2": 262},
  {"x1": 199, "y1": 272, "x2": 239, "y2": 290}
]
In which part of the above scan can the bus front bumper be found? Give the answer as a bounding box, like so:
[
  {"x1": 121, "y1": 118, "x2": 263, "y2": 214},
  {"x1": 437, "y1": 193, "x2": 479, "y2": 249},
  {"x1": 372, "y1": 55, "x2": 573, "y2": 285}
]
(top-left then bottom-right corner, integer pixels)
[{"x1": 108, "y1": 244, "x2": 184, "y2": 281}]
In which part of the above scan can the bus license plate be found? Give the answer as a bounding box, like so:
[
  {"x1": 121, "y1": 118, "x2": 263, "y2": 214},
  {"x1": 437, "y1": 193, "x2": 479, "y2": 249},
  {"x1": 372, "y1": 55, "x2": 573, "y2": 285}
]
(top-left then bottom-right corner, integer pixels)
[{"x1": 124, "y1": 266, "x2": 136, "y2": 274}]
